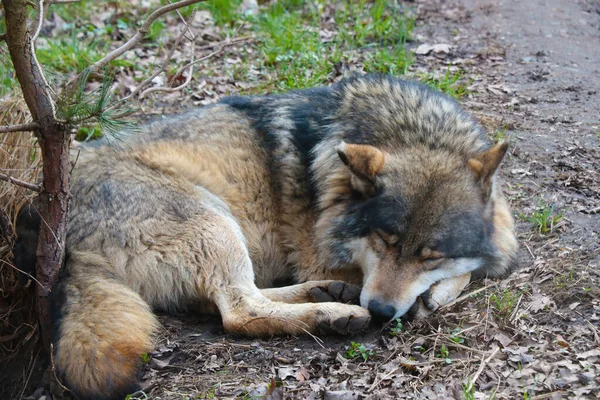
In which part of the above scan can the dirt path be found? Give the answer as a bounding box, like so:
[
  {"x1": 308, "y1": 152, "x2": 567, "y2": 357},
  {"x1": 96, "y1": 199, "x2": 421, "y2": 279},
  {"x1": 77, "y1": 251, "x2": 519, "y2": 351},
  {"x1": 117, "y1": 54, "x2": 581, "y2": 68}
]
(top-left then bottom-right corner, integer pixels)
[
  {"x1": 7, "y1": 1, "x2": 599, "y2": 399},
  {"x1": 460, "y1": 0, "x2": 600, "y2": 247},
  {"x1": 129, "y1": 2, "x2": 599, "y2": 399},
  {"x1": 126, "y1": 2, "x2": 600, "y2": 399}
]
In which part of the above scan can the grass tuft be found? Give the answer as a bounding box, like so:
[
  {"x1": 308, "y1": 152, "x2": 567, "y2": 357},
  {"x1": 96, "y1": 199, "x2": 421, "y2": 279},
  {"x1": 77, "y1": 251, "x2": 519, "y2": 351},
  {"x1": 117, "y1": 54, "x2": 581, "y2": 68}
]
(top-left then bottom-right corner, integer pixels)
[{"x1": 519, "y1": 200, "x2": 564, "y2": 235}]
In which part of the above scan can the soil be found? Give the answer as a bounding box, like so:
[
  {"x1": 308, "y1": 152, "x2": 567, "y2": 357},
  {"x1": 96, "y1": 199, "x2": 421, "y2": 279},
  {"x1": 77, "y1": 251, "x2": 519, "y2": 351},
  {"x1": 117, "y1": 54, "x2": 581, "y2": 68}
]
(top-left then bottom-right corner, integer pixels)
[{"x1": 5, "y1": 0, "x2": 600, "y2": 399}]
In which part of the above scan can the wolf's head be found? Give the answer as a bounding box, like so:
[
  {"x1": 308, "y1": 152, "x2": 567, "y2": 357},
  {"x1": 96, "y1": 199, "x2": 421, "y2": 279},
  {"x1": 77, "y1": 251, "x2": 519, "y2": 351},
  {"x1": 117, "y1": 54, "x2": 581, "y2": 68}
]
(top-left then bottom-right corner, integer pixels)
[{"x1": 316, "y1": 140, "x2": 509, "y2": 321}]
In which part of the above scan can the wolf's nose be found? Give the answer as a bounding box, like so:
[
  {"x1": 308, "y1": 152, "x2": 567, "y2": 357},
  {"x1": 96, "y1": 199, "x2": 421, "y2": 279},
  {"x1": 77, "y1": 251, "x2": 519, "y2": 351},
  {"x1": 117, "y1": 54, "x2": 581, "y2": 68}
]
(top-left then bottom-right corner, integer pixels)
[{"x1": 367, "y1": 300, "x2": 396, "y2": 322}]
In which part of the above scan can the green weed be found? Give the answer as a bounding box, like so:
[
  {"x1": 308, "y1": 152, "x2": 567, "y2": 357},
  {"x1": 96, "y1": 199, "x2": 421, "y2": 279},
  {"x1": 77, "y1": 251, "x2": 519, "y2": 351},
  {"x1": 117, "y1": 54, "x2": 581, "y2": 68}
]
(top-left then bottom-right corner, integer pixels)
[
  {"x1": 489, "y1": 287, "x2": 528, "y2": 319},
  {"x1": 140, "y1": 353, "x2": 151, "y2": 363},
  {"x1": 437, "y1": 344, "x2": 451, "y2": 364},
  {"x1": 389, "y1": 318, "x2": 404, "y2": 337},
  {"x1": 462, "y1": 379, "x2": 475, "y2": 400},
  {"x1": 345, "y1": 341, "x2": 374, "y2": 361},
  {"x1": 420, "y1": 69, "x2": 473, "y2": 99},
  {"x1": 448, "y1": 327, "x2": 465, "y2": 344},
  {"x1": 364, "y1": 46, "x2": 411, "y2": 75},
  {"x1": 519, "y1": 200, "x2": 563, "y2": 234},
  {"x1": 200, "y1": 0, "x2": 243, "y2": 27},
  {"x1": 493, "y1": 126, "x2": 508, "y2": 143}
]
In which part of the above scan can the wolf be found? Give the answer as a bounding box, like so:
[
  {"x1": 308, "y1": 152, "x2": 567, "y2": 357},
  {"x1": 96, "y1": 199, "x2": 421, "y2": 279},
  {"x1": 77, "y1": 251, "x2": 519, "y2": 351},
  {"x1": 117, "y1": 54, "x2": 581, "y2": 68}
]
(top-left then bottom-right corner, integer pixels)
[{"x1": 14, "y1": 74, "x2": 517, "y2": 399}]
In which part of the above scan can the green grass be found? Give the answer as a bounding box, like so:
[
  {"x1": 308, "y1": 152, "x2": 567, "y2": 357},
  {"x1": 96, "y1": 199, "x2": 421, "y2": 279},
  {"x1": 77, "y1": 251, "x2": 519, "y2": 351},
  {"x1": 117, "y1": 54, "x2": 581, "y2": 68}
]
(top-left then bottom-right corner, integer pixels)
[
  {"x1": 489, "y1": 286, "x2": 528, "y2": 320},
  {"x1": 200, "y1": 0, "x2": 243, "y2": 27},
  {"x1": 462, "y1": 379, "x2": 475, "y2": 400},
  {"x1": 419, "y1": 69, "x2": 473, "y2": 99},
  {"x1": 437, "y1": 344, "x2": 451, "y2": 364},
  {"x1": 364, "y1": 46, "x2": 412, "y2": 75},
  {"x1": 235, "y1": 0, "x2": 415, "y2": 92},
  {"x1": 389, "y1": 318, "x2": 404, "y2": 337},
  {"x1": 1, "y1": 0, "x2": 417, "y2": 137},
  {"x1": 345, "y1": 341, "x2": 374, "y2": 361},
  {"x1": 37, "y1": 31, "x2": 111, "y2": 75},
  {"x1": 519, "y1": 200, "x2": 564, "y2": 234},
  {"x1": 493, "y1": 126, "x2": 508, "y2": 143}
]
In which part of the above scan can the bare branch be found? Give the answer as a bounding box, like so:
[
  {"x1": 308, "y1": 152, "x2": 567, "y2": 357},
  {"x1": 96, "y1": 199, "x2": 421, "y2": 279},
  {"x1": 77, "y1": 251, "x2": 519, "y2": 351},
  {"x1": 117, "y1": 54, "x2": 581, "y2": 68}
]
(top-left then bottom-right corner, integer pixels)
[
  {"x1": 139, "y1": 35, "x2": 252, "y2": 99},
  {"x1": 140, "y1": 65, "x2": 194, "y2": 98},
  {"x1": 0, "y1": 122, "x2": 39, "y2": 133},
  {"x1": 176, "y1": 35, "x2": 252, "y2": 72},
  {"x1": 140, "y1": 18, "x2": 197, "y2": 99},
  {"x1": 78, "y1": 0, "x2": 206, "y2": 79},
  {"x1": 108, "y1": 23, "x2": 193, "y2": 108},
  {"x1": 0, "y1": 172, "x2": 42, "y2": 192}
]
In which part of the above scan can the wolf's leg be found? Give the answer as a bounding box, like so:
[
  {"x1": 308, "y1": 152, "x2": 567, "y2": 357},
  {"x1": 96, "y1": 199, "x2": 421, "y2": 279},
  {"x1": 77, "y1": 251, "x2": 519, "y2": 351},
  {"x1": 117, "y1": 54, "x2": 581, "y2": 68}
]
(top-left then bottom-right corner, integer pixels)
[
  {"x1": 409, "y1": 272, "x2": 471, "y2": 319},
  {"x1": 199, "y1": 213, "x2": 370, "y2": 336},
  {"x1": 488, "y1": 194, "x2": 519, "y2": 276},
  {"x1": 260, "y1": 280, "x2": 361, "y2": 304}
]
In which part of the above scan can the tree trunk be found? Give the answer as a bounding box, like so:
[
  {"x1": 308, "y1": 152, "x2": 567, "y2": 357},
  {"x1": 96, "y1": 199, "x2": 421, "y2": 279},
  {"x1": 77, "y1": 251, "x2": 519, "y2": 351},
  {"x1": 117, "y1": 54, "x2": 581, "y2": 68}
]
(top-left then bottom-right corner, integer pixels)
[{"x1": 3, "y1": 0, "x2": 71, "y2": 352}]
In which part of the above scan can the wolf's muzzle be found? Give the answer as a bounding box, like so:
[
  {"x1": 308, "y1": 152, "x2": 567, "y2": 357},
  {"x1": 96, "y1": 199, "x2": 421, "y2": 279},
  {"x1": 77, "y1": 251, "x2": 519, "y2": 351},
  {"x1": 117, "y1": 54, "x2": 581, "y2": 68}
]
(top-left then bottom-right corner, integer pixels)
[{"x1": 367, "y1": 299, "x2": 397, "y2": 322}]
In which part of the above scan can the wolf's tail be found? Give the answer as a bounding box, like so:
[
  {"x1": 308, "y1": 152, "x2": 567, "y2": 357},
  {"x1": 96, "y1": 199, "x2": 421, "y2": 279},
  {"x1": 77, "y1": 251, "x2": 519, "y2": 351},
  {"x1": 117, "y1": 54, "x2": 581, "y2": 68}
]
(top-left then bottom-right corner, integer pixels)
[{"x1": 53, "y1": 251, "x2": 158, "y2": 400}]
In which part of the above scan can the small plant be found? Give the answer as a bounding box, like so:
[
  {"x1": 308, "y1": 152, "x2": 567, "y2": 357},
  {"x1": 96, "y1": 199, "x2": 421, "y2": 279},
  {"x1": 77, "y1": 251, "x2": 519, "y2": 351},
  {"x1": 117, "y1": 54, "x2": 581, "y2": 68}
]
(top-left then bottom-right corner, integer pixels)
[
  {"x1": 462, "y1": 379, "x2": 475, "y2": 400},
  {"x1": 490, "y1": 286, "x2": 528, "y2": 319},
  {"x1": 140, "y1": 353, "x2": 151, "y2": 364},
  {"x1": 345, "y1": 341, "x2": 374, "y2": 361},
  {"x1": 519, "y1": 200, "x2": 564, "y2": 234},
  {"x1": 206, "y1": 385, "x2": 216, "y2": 399},
  {"x1": 125, "y1": 390, "x2": 149, "y2": 400},
  {"x1": 389, "y1": 318, "x2": 403, "y2": 337},
  {"x1": 364, "y1": 45, "x2": 412, "y2": 75},
  {"x1": 448, "y1": 327, "x2": 464, "y2": 344},
  {"x1": 437, "y1": 344, "x2": 451, "y2": 364},
  {"x1": 419, "y1": 69, "x2": 473, "y2": 99},
  {"x1": 200, "y1": 0, "x2": 243, "y2": 27},
  {"x1": 490, "y1": 288, "x2": 516, "y2": 317},
  {"x1": 493, "y1": 126, "x2": 508, "y2": 143}
]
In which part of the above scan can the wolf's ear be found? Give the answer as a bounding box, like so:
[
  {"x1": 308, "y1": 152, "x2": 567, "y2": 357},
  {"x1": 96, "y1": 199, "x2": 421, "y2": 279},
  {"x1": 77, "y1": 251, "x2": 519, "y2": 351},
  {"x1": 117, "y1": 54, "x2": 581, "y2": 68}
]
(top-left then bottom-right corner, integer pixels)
[
  {"x1": 337, "y1": 142, "x2": 385, "y2": 195},
  {"x1": 467, "y1": 141, "x2": 508, "y2": 199}
]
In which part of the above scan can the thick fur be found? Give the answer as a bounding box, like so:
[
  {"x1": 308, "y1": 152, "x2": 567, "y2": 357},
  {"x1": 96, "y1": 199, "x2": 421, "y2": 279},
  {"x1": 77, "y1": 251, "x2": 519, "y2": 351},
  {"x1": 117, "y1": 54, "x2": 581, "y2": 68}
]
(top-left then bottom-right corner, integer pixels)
[{"x1": 15, "y1": 75, "x2": 517, "y2": 399}]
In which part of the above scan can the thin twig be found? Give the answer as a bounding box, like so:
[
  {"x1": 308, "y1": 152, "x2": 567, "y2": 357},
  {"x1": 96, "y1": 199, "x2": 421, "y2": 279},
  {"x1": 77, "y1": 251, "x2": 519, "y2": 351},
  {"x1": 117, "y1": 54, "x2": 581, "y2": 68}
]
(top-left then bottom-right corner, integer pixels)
[
  {"x1": 465, "y1": 346, "x2": 500, "y2": 392},
  {"x1": 0, "y1": 172, "x2": 41, "y2": 192},
  {"x1": 32, "y1": 0, "x2": 57, "y2": 113},
  {"x1": 50, "y1": 343, "x2": 71, "y2": 393},
  {"x1": 441, "y1": 339, "x2": 489, "y2": 355},
  {"x1": 109, "y1": 25, "x2": 193, "y2": 108},
  {"x1": 139, "y1": 65, "x2": 194, "y2": 98},
  {"x1": 175, "y1": 36, "x2": 250, "y2": 72},
  {"x1": 0, "y1": 259, "x2": 45, "y2": 290},
  {"x1": 0, "y1": 122, "x2": 39, "y2": 133},
  {"x1": 75, "y1": 0, "x2": 207, "y2": 81},
  {"x1": 439, "y1": 283, "x2": 498, "y2": 310}
]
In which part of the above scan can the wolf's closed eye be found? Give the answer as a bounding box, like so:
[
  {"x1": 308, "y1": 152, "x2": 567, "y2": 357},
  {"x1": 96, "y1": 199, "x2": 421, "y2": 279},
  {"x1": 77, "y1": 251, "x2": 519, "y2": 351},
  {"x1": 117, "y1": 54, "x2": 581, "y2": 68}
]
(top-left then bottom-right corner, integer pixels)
[{"x1": 420, "y1": 247, "x2": 445, "y2": 269}]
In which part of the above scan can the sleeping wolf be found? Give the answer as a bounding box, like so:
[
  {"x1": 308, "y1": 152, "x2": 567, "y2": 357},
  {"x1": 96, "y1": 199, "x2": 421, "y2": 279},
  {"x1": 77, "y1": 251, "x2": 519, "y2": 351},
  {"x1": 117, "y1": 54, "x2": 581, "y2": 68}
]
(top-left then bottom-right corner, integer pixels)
[{"x1": 15, "y1": 74, "x2": 517, "y2": 399}]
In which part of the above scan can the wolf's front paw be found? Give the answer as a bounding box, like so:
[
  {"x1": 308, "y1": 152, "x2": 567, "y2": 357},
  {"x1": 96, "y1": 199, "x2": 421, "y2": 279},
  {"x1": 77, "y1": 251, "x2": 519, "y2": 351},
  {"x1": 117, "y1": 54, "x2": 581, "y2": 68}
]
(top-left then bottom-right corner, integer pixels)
[
  {"x1": 309, "y1": 281, "x2": 361, "y2": 304},
  {"x1": 316, "y1": 305, "x2": 370, "y2": 335},
  {"x1": 408, "y1": 273, "x2": 472, "y2": 320}
]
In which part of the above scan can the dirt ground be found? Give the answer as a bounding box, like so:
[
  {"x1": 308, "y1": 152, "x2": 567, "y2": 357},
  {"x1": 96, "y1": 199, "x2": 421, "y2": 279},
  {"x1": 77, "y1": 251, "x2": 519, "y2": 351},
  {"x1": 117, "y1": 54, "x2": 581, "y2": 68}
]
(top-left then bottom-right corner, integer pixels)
[
  {"x1": 128, "y1": 1, "x2": 600, "y2": 399},
  {"x1": 4, "y1": 0, "x2": 600, "y2": 399}
]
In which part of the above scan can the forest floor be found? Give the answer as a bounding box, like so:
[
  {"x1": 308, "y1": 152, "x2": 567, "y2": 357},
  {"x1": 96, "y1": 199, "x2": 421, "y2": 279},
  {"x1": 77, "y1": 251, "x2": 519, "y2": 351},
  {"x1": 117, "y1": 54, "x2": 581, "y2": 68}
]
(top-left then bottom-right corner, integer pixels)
[{"x1": 1, "y1": 0, "x2": 599, "y2": 399}]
